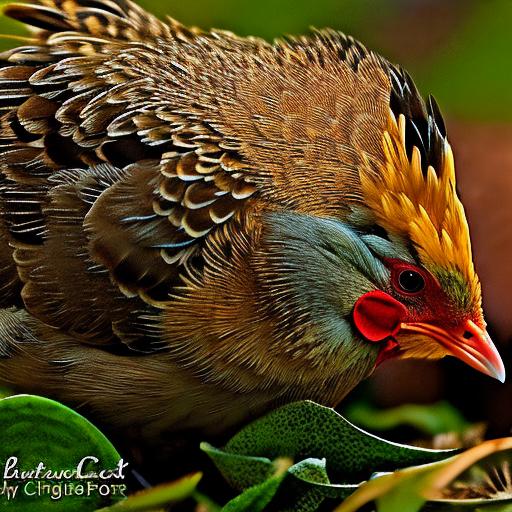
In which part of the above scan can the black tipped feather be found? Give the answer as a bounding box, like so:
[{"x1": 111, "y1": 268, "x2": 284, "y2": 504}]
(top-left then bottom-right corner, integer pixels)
[
  {"x1": 3, "y1": 4, "x2": 73, "y2": 31},
  {"x1": 388, "y1": 65, "x2": 447, "y2": 175}
]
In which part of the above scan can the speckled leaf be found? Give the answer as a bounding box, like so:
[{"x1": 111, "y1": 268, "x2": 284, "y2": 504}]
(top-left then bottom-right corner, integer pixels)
[
  {"x1": 203, "y1": 400, "x2": 456, "y2": 511},
  {"x1": 0, "y1": 394, "x2": 123, "y2": 512},
  {"x1": 201, "y1": 443, "x2": 275, "y2": 489},
  {"x1": 274, "y1": 457, "x2": 358, "y2": 512},
  {"x1": 219, "y1": 457, "x2": 351, "y2": 512},
  {"x1": 280, "y1": 458, "x2": 330, "y2": 512},
  {"x1": 208, "y1": 401, "x2": 456, "y2": 486}
]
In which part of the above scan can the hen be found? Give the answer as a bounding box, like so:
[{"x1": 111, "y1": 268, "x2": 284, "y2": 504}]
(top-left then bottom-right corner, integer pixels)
[{"x1": 0, "y1": 0, "x2": 504, "y2": 449}]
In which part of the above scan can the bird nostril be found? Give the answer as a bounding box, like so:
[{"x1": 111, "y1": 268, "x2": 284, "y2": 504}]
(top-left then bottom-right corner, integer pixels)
[{"x1": 463, "y1": 331, "x2": 474, "y2": 340}]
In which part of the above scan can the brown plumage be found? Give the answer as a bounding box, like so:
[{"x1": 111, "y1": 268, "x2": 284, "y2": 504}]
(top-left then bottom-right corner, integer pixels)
[{"x1": 0, "y1": 0, "x2": 503, "y2": 454}]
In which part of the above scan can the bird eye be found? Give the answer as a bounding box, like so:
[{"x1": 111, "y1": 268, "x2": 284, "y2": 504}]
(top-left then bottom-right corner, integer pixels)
[{"x1": 397, "y1": 270, "x2": 425, "y2": 294}]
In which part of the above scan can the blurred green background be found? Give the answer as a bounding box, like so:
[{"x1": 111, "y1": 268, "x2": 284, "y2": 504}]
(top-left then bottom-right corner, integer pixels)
[
  {"x1": 1, "y1": 0, "x2": 512, "y2": 439},
  {"x1": 152, "y1": 0, "x2": 512, "y2": 122},
  {"x1": 2, "y1": 0, "x2": 510, "y2": 120}
]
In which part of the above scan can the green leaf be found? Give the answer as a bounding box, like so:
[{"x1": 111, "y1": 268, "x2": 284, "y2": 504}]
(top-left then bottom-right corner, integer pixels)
[
  {"x1": 0, "y1": 394, "x2": 123, "y2": 512},
  {"x1": 201, "y1": 443, "x2": 276, "y2": 490},
  {"x1": 276, "y1": 458, "x2": 356, "y2": 512},
  {"x1": 219, "y1": 457, "x2": 354, "y2": 512},
  {"x1": 344, "y1": 401, "x2": 469, "y2": 436},
  {"x1": 203, "y1": 401, "x2": 456, "y2": 511},
  {"x1": 333, "y1": 438, "x2": 512, "y2": 512},
  {"x1": 96, "y1": 473, "x2": 202, "y2": 512},
  {"x1": 221, "y1": 472, "x2": 287, "y2": 512},
  {"x1": 219, "y1": 401, "x2": 456, "y2": 483},
  {"x1": 281, "y1": 458, "x2": 330, "y2": 511}
]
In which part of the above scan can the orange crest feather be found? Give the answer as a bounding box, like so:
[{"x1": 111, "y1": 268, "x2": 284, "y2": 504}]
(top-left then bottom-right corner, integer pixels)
[{"x1": 361, "y1": 111, "x2": 480, "y2": 299}]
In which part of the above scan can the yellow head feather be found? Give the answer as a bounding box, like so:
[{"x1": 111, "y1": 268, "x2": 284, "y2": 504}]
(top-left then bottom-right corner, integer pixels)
[{"x1": 360, "y1": 110, "x2": 481, "y2": 309}]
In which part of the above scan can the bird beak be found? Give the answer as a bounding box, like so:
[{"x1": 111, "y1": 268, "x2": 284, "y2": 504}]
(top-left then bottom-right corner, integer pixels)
[{"x1": 401, "y1": 319, "x2": 506, "y2": 383}]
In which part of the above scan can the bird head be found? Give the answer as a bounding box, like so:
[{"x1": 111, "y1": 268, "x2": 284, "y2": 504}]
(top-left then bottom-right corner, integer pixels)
[
  {"x1": 350, "y1": 109, "x2": 505, "y2": 382},
  {"x1": 260, "y1": 67, "x2": 504, "y2": 386}
]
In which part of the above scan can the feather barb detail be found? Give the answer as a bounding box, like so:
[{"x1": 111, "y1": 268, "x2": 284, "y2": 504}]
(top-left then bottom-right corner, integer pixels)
[{"x1": 360, "y1": 111, "x2": 480, "y2": 302}]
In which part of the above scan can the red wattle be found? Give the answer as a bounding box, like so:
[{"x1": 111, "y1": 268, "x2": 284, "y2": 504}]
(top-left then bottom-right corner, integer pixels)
[
  {"x1": 353, "y1": 290, "x2": 408, "y2": 343},
  {"x1": 375, "y1": 339, "x2": 400, "y2": 367}
]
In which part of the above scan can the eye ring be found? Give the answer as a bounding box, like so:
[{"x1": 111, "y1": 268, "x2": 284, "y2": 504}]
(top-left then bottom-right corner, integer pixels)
[{"x1": 397, "y1": 269, "x2": 425, "y2": 294}]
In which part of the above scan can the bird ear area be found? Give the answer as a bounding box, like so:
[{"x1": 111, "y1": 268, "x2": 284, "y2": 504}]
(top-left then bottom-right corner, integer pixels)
[{"x1": 352, "y1": 290, "x2": 407, "y2": 343}]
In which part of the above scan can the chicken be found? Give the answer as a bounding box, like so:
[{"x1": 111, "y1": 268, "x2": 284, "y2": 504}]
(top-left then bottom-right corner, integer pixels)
[{"x1": 0, "y1": 0, "x2": 504, "y2": 448}]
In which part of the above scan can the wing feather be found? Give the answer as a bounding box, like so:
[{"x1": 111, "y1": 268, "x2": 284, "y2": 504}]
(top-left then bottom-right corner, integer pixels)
[{"x1": 0, "y1": 0, "x2": 258, "y2": 350}]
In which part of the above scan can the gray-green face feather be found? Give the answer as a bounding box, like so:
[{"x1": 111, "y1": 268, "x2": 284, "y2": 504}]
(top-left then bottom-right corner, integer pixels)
[
  {"x1": 260, "y1": 212, "x2": 398, "y2": 351},
  {"x1": 264, "y1": 211, "x2": 387, "y2": 290}
]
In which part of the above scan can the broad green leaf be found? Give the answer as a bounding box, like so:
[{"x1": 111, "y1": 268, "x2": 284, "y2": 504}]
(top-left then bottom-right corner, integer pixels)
[
  {"x1": 96, "y1": 473, "x2": 202, "y2": 512},
  {"x1": 277, "y1": 457, "x2": 357, "y2": 511},
  {"x1": 0, "y1": 394, "x2": 123, "y2": 512},
  {"x1": 344, "y1": 401, "x2": 469, "y2": 436},
  {"x1": 203, "y1": 442, "x2": 355, "y2": 511},
  {"x1": 218, "y1": 401, "x2": 456, "y2": 483},
  {"x1": 334, "y1": 438, "x2": 512, "y2": 512},
  {"x1": 201, "y1": 443, "x2": 276, "y2": 490},
  {"x1": 281, "y1": 458, "x2": 330, "y2": 512},
  {"x1": 204, "y1": 401, "x2": 456, "y2": 511}
]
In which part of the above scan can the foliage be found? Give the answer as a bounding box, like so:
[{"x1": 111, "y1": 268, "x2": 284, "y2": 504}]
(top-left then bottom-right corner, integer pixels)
[
  {"x1": 0, "y1": 395, "x2": 511, "y2": 511},
  {"x1": 335, "y1": 440, "x2": 512, "y2": 512},
  {"x1": 0, "y1": 394, "x2": 122, "y2": 511},
  {"x1": 202, "y1": 401, "x2": 512, "y2": 511},
  {"x1": 0, "y1": 0, "x2": 509, "y2": 510},
  {"x1": 202, "y1": 400, "x2": 455, "y2": 508}
]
